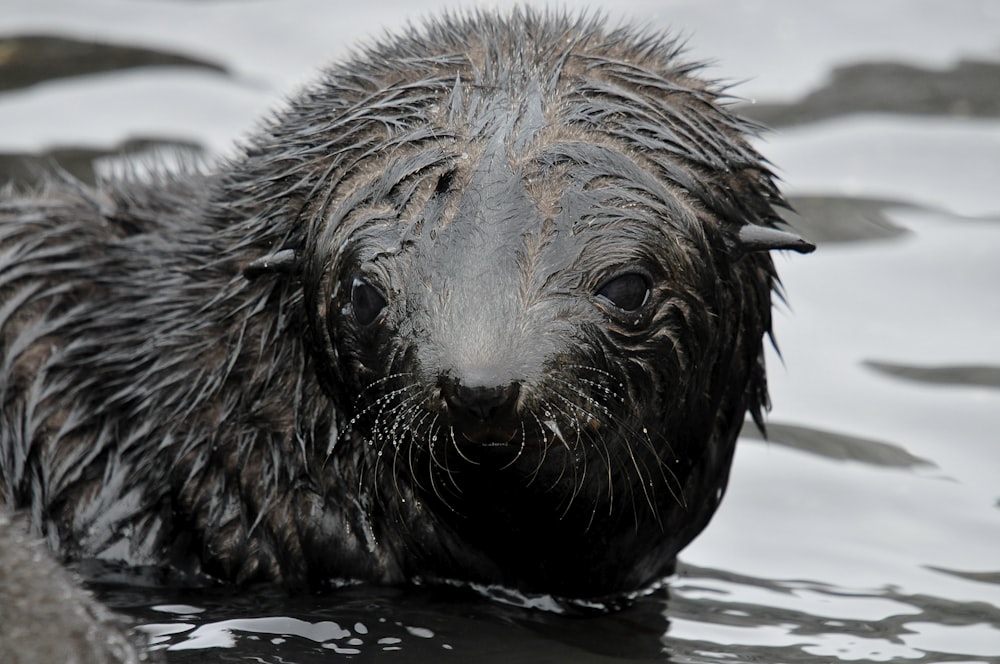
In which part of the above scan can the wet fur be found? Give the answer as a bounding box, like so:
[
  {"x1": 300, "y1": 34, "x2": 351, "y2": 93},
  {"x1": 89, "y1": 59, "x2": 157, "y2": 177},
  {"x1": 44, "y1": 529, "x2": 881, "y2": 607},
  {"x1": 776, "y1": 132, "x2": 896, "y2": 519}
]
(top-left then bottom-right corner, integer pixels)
[{"x1": 0, "y1": 10, "x2": 806, "y2": 598}]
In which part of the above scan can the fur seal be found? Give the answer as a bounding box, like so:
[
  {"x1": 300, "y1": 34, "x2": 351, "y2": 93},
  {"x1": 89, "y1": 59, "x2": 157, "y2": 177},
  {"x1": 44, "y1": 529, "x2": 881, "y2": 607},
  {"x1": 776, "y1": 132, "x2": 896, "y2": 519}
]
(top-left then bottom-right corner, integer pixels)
[{"x1": 0, "y1": 9, "x2": 812, "y2": 599}]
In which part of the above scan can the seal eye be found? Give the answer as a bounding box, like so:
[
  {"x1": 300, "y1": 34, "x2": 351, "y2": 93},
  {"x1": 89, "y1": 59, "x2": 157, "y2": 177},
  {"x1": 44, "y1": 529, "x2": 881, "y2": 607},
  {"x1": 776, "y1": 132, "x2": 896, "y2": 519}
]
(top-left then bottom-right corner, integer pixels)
[
  {"x1": 350, "y1": 276, "x2": 387, "y2": 326},
  {"x1": 597, "y1": 272, "x2": 650, "y2": 312}
]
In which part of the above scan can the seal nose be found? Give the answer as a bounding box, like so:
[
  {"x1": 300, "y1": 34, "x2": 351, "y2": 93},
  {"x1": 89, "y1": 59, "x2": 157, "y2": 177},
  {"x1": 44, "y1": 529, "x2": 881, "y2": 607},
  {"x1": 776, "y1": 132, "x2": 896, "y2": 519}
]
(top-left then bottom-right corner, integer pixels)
[{"x1": 441, "y1": 376, "x2": 520, "y2": 422}]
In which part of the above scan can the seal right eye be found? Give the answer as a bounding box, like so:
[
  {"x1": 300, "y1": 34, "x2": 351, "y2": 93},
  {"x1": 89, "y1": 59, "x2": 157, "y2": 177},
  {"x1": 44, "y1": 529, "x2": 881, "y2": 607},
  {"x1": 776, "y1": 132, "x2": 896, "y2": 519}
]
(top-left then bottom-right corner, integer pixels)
[
  {"x1": 596, "y1": 272, "x2": 651, "y2": 312},
  {"x1": 350, "y1": 276, "x2": 387, "y2": 326}
]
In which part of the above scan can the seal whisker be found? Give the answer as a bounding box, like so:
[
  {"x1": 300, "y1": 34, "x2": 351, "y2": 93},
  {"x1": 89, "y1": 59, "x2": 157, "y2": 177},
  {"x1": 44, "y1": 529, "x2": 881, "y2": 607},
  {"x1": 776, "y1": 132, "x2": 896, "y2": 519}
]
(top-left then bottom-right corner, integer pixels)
[
  {"x1": 425, "y1": 415, "x2": 463, "y2": 508},
  {"x1": 529, "y1": 400, "x2": 591, "y2": 519},
  {"x1": 523, "y1": 408, "x2": 558, "y2": 489},
  {"x1": 356, "y1": 379, "x2": 425, "y2": 508},
  {"x1": 448, "y1": 426, "x2": 481, "y2": 467},
  {"x1": 348, "y1": 376, "x2": 418, "y2": 438},
  {"x1": 545, "y1": 371, "x2": 671, "y2": 527},
  {"x1": 556, "y1": 422, "x2": 590, "y2": 521},
  {"x1": 616, "y1": 431, "x2": 661, "y2": 528},
  {"x1": 548, "y1": 368, "x2": 688, "y2": 515},
  {"x1": 638, "y1": 425, "x2": 687, "y2": 510},
  {"x1": 497, "y1": 420, "x2": 529, "y2": 470}
]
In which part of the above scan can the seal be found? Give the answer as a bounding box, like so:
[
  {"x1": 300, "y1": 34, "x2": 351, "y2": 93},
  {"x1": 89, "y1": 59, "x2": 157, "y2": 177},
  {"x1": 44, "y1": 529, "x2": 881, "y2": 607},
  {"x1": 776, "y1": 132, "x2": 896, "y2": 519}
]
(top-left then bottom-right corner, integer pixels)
[{"x1": 0, "y1": 9, "x2": 813, "y2": 599}]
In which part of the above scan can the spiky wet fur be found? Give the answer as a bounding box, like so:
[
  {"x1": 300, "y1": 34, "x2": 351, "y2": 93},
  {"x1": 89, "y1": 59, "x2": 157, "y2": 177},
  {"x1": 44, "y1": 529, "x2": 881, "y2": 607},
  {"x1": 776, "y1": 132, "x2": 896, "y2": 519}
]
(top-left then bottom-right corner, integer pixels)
[{"x1": 1, "y1": 9, "x2": 793, "y2": 598}]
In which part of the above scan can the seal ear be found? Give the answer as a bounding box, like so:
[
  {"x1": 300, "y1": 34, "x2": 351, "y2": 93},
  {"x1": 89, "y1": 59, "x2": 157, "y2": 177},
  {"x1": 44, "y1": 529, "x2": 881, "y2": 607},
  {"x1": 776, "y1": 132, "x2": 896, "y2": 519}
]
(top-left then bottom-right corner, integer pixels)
[
  {"x1": 734, "y1": 223, "x2": 815, "y2": 254},
  {"x1": 243, "y1": 248, "x2": 301, "y2": 279}
]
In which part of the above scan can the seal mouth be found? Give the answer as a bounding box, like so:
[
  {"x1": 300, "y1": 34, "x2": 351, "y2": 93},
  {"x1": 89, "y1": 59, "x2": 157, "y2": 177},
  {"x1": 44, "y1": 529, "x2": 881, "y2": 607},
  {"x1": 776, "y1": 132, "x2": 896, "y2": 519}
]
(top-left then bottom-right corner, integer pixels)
[
  {"x1": 445, "y1": 420, "x2": 550, "y2": 468},
  {"x1": 437, "y1": 374, "x2": 526, "y2": 451},
  {"x1": 448, "y1": 409, "x2": 603, "y2": 453},
  {"x1": 453, "y1": 423, "x2": 522, "y2": 448}
]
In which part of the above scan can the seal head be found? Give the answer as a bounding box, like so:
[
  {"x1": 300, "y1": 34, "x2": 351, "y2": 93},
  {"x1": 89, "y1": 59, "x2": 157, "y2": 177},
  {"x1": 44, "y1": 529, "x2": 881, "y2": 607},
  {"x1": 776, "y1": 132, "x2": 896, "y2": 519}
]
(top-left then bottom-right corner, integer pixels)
[{"x1": 286, "y1": 13, "x2": 812, "y2": 595}]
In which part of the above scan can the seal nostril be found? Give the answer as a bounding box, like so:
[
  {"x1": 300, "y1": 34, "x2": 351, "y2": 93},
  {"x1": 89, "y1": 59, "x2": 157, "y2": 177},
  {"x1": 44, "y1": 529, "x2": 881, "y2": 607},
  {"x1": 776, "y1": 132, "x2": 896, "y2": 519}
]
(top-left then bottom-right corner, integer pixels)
[{"x1": 442, "y1": 378, "x2": 520, "y2": 422}]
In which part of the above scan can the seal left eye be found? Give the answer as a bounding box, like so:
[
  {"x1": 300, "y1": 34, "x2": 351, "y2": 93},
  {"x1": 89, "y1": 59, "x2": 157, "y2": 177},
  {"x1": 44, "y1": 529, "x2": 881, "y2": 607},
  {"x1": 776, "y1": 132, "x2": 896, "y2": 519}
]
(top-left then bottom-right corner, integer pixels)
[
  {"x1": 597, "y1": 272, "x2": 651, "y2": 312},
  {"x1": 351, "y1": 276, "x2": 387, "y2": 326}
]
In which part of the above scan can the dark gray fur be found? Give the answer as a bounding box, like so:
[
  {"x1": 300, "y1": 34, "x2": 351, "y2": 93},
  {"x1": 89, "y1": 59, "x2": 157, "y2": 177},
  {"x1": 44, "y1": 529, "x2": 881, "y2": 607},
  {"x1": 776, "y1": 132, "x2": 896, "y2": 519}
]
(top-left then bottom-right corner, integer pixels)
[{"x1": 0, "y1": 9, "x2": 811, "y2": 598}]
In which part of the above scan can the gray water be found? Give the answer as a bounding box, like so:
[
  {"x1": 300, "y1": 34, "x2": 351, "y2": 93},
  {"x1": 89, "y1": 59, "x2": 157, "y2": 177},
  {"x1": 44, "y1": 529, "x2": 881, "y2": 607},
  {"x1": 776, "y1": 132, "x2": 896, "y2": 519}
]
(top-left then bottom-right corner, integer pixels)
[{"x1": 2, "y1": 0, "x2": 999, "y2": 661}]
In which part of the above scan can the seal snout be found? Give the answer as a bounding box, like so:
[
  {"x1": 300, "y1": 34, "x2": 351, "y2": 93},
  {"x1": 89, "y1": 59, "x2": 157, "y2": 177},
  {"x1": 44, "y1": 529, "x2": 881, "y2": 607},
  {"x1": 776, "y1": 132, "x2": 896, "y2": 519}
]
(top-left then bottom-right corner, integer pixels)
[
  {"x1": 441, "y1": 374, "x2": 520, "y2": 422},
  {"x1": 439, "y1": 372, "x2": 522, "y2": 445}
]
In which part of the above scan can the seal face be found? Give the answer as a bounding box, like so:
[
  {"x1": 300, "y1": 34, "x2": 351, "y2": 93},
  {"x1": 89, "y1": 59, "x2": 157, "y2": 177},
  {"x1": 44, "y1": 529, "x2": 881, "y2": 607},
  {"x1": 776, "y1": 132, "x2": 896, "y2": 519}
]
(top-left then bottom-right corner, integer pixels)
[{"x1": 0, "y1": 9, "x2": 812, "y2": 598}]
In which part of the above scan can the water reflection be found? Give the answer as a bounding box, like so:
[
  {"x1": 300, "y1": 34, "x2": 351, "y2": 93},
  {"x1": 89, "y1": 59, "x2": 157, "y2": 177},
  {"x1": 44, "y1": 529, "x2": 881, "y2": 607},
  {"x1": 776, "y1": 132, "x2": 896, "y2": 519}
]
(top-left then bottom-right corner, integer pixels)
[
  {"x1": 740, "y1": 421, "x2": 935, "y2": 469},
  {"x1": 667, "y1": 563, "x2": 1000, "y2": 662},
  {"x1": 863, "y1": 360, "x2": 1000, "y2": 390},
  {"x1": 105, "y1": 559, "x2": 1000, "y2": 662},
  {"x1": 741, "y1": 59, "x2": 1000, "y2": 127},
  {"x1": 0, "y1": 34, "x2": 225, "y2": 92}
]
